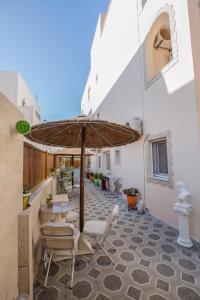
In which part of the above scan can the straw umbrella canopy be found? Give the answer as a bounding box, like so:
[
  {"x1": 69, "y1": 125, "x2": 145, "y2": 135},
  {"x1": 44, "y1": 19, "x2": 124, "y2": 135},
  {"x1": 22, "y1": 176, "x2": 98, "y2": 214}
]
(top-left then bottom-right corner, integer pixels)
[
  {"x1": 26, "y1": 115, "x2": 140, "y2": 232},
  {"x1": 53, "y1": 147, "x2": 94, "y2": 156}
]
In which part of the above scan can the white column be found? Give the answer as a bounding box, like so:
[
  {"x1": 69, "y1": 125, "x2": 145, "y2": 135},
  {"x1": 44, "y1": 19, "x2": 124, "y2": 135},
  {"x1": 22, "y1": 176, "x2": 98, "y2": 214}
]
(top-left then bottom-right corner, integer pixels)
[{"x1": 174, "y1": 181, "x2": 193, "y2": 248}]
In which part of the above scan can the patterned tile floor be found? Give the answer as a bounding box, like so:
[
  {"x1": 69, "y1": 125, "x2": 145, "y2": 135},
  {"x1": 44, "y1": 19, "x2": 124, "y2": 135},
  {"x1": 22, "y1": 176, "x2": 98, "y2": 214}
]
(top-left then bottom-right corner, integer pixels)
[{"x1": 34, "y1": 181, "x2": 200, "y2": 300}]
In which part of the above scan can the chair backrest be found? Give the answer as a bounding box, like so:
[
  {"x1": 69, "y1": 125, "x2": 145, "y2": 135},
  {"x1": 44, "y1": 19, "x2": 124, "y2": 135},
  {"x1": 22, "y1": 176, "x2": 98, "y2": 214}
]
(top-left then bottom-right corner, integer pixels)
[
  {"x1": 113, "y1": 177, "x2": 123, "y2": 195},
  {"x1": 64, "y1": 180, "x2": 72, "y2": 188},
  {"x1": 105, "y1": 204, "x2": 119, "y2": 234},
  {"x1": 40, "y1": 223, "x2": 76, "y2": 250},
  {"x1": 74, "y1": 168, "x2": 80, "y2": 184}
]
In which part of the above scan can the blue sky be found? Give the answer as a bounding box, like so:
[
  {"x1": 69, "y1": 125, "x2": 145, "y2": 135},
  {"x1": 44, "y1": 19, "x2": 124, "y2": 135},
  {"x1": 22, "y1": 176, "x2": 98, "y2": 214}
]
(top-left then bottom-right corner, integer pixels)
[{"x1": 0, "y1": 0, "x2": 109, "y2": 121}]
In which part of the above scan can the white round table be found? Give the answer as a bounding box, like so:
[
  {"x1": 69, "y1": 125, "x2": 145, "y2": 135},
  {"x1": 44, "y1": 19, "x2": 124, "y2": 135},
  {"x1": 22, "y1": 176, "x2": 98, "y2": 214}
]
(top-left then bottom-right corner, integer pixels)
[
  {"x1": 40, "y1": 201, "x2": 76, "y2": 223},
  {"x1": 52, "y1": 194, "x2": 69, "y2": 203}
]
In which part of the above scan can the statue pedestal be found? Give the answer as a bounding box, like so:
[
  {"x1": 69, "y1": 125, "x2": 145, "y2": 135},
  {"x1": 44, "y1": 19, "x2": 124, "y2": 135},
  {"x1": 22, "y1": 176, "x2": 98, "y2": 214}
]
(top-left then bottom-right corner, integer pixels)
[{"x1": 174, "y1": 202, "x2": 193, "y2": 248}]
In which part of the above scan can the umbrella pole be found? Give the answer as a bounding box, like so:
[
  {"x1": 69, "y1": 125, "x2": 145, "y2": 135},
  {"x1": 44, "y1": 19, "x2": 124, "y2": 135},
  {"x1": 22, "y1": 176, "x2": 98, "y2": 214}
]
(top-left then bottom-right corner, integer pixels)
[
  {"x1": 71, "y1": 155, "x2": 74, "y2": 187},
  {"x1": 80, "y1": 126, "x2": 86, "y2": 232}
]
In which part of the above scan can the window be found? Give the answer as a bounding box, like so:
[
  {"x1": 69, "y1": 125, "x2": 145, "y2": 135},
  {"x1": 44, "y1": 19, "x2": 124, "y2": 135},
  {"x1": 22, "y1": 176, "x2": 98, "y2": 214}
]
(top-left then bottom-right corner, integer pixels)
[
  {"x1": 114, "y1": 150, "x2": 121, "y2": 166},
  {"x1": 152, "y1": 139, "x2": 168, "y2": 179},
  {"x1": 105, "y1": 152, "x2": 111, "y2": 171},
  {"x1": 86, "y1": 157, "x2": 91, "y2": 169},
  {"x1": 98, "y1": 151, "x2": 101, "y2": 169}
]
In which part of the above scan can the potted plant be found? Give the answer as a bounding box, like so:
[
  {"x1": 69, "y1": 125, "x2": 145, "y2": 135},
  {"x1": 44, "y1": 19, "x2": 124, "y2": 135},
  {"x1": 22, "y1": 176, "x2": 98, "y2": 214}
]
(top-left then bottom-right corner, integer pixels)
[
  {"x1": 89, "y1": 172, "x2": 94, "y2": 182},
  {"x1": 23, "y1": 183, "x2": 31, "y2": 210},
  {"x1": 100, "y1": 173, "x2": 108, "y2": 190},
  {"x1": 86, "y1": 171, "x2": 90, "y2": 179},
  {"x1": 94, "y1": 173, "x2": 100, "y2": 186},
  {"x1": 123, "y1": 187, "x2": 139, "y2": 209},
  {"x1": 46, "y1": 192, "x2": 53, "y2": 208},
  {"x1": 50, "y1": 168, "x2": 55, "y2": 177},
  {"x1": 60, "y1": 168, "x2": 65, "y2": 179}
]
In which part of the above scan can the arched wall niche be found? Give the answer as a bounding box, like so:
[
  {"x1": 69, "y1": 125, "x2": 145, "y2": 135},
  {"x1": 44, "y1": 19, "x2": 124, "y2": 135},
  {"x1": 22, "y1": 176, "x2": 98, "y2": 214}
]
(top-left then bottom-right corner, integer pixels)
[{"x1": 144, "y1": 4, "x2": 178, "y2": 87}]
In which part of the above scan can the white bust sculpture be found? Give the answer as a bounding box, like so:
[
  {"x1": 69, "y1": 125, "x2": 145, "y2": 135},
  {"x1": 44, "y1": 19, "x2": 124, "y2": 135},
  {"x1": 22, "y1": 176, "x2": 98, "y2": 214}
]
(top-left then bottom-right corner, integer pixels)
[
  {"x1": 174, "y1": 181, "x2": 193, "y2": 248},
  {"x1": 175, "y1": 181, "x2": 190, "y2": 205}
]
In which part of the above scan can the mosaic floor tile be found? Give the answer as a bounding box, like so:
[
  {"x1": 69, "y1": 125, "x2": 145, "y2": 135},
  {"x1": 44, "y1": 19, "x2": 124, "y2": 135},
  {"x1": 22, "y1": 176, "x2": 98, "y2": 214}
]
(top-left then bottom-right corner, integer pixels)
[
  {"x1": 72, "y1": 280, "x2": 92, "y2": 299},
  {"x1": 103, "y1": 274, "x2": 122, "y2": 291},
  {"x1": 177, "y1": 286, "x2": 200, "y2": 300},
  {"x1": 156, "y1": 263, "x2": 175, "y2": 277},
  {"x1": 115, "y1": 263, "x2": 127, "y2": 273},
  {"x1": 156, "y1": 279, "x2": 169, "y2": 292},
  {"x1": 126, "y1": 286, "x2": 142, "y2": 300},
  {"x1": 131, "y1": 269, "x2": 150, "y2": 284}
]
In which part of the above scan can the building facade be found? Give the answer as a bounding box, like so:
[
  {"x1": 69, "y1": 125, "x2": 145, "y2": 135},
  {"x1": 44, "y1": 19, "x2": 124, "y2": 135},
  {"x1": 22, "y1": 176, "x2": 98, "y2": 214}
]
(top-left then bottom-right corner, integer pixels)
[
  {"x1": 81, "y1": 0, "x2": 200, "y2": 241},
  {"x1": 0, "y1": 71, "x2": 41, "y2": 125}
]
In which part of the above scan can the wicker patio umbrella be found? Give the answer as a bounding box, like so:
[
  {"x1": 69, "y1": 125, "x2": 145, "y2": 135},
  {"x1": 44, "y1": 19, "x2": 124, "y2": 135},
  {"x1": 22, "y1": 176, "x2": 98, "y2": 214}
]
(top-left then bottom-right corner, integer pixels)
[
  {"x1": 53, "y1": 148, "x2": 94, "y2": 156},
  {"x1": 26, "y1": 115, "x2": 140, "y2": 231}
]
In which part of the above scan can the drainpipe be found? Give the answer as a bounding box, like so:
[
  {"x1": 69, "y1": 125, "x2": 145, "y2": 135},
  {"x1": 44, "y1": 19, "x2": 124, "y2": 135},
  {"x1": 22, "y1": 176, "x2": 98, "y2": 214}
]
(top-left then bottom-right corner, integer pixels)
[
  {"x1": 136, "y1": 0, "x2": 148, "y2": 211},
  {"x1": 143, "y1": 134, "x2": 150, "y2": 211}
]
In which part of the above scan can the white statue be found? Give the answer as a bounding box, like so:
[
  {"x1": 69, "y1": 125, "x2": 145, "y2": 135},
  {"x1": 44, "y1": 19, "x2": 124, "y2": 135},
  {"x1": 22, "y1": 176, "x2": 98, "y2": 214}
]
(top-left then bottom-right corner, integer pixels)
[
  {"x1": 174, "y1": 181, "x2": 193, "y2": 248},
  {"x1": 137, "y1": 199, "x2": 144, "y2": 213},
  {"x1": 175, "y1": 181, "x2": 191, "y2": 204}
]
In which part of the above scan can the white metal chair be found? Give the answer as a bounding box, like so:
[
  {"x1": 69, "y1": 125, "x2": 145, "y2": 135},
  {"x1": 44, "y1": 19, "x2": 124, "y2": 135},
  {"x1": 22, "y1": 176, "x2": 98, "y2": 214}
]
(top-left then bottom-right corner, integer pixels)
[
  {"x1": 83, "y1": 205, "x2": 119, "y2": 263},
  {"x1": 113, "y1": 177, "x2": 123, "y2": 197},
  {"x1": 40, "y1": 222, "x2": 80, "y2": 288},
  {"x1": 64, "y1": 181, "x2": 80, "y2": 199}
]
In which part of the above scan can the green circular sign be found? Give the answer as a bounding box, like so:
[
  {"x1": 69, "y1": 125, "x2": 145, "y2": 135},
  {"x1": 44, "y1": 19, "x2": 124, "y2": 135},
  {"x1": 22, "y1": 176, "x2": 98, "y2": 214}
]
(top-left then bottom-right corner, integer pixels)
[{"x1": 16, "y1": 120, "x2": 31, "y2": 135}]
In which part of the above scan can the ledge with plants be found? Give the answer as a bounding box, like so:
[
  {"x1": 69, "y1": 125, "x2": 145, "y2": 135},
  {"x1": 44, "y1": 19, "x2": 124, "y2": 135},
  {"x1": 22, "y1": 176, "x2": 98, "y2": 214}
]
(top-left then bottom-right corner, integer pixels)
[
  {"x1": 46, "y1": 192, "x2": 53, "y2": 208},
  {"x1": 23, "y1": 183, "x2": 31, "y2": 210}
]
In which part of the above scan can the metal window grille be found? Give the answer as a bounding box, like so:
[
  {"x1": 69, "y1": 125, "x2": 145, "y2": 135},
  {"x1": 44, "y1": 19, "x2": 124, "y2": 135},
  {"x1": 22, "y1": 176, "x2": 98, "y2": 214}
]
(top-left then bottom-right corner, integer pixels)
[
  {"x1": 152, "y1": 139, "x2": 168, "y2": 178},
  {"x1": 114, "y1": 150, "x2": 121, "y2": 166}
]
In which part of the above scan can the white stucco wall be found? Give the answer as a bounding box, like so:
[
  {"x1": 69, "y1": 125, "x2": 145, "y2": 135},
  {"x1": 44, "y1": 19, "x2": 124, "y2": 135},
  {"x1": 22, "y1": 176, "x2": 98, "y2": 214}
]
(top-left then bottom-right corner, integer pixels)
[
  {"x1": 0, "y1": 92, "x2": 24, "y2": 299},
  {"x1": 0, "y1": 71, "x2": 41, "y2": 125},
  {"x1": 0, "y1": 71, "x2": 18, "y2": 105},
  {"x1": 81, "y1": 0, "x2": 141, "y2": 115},
  {"x1": 187, "y1": 0, "x2": 200, "y2": 142},
  {"x1": 81, "y1": 0, "x2": 200, "y2": 241},
  {"x1": 140, "y1": 0, "x2": 200, "y2": 241}
]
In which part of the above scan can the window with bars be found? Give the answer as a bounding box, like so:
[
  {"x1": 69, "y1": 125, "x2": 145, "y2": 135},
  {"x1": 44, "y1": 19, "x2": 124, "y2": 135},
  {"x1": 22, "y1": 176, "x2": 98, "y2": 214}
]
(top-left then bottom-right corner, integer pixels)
[
  {"x1": 98, "y1": 151, "x2": 101, "y2": 169},
  {"x1": 152, "y1": 139, "x2": 168, "y2": 179},
  {"x1": 114, "y1": 150, "x2": 121, "y2": 166},
  {"x1": 105, "y1": 152, "x2": 111, "y2": 171}
]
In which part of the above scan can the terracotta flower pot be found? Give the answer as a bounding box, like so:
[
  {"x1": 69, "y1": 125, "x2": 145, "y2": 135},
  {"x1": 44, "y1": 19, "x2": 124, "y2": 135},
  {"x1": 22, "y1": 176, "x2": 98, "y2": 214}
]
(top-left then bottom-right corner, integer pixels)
[
  {"x1": 89, "y1": 175, "x2": 94, "y2": 182},
  {"x1": 23, "y1": 193, "x2": 31, "y2": 210},
  {"x1": 127, "y1": 195, "x2": 138, "y2": 209},
  {"x1": 101, "y1": 179, "x2": 107, "y2": 190}
]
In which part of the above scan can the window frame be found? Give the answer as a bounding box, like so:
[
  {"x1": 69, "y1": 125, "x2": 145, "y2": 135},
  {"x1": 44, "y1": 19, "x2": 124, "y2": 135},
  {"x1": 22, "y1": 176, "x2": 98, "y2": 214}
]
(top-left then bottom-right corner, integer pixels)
[
  {"x1": 151, "y1": 138, "x2": 168, "y2": 180},
  {"x1": 114, "y1": 149, "x2": 121, "y2": 166},
  {"x1": 105, "y1": 151, "x2": 111, "y2": 172},
  {"x1": 98, "y1": 151, "x2": 101, "y2": 169},
  {"x1": 146, "y1": 131, "x2": 174, "y2": 188}
]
